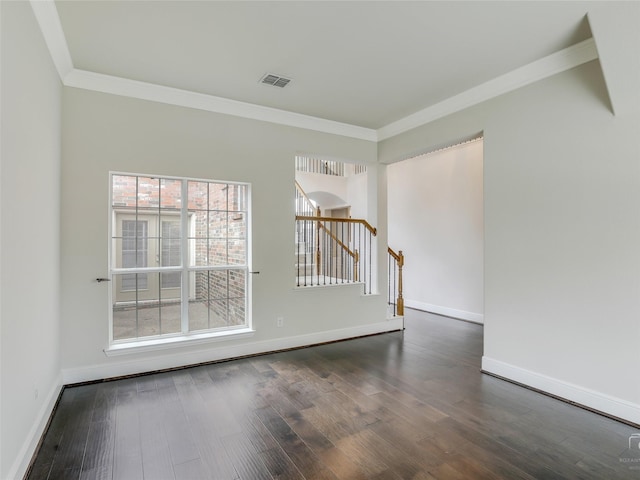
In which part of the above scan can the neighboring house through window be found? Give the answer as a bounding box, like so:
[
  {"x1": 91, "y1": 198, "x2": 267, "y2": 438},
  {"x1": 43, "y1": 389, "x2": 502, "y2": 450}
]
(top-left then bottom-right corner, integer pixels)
[{"x1": 110, "y1": 173, "x2": 250, "y2": 345}]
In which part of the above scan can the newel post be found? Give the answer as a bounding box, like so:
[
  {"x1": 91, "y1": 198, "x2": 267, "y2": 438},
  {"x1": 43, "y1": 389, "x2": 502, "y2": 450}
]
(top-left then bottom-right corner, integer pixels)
[{"x1": 397, "y1": 250, "x2": 404, "y2": 316}]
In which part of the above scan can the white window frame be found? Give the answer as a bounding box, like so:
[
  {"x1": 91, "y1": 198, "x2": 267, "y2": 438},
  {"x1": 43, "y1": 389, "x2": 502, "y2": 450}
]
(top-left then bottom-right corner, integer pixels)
[{"x1": 106, "y1": 172, "x2": 254, "y2": 355}]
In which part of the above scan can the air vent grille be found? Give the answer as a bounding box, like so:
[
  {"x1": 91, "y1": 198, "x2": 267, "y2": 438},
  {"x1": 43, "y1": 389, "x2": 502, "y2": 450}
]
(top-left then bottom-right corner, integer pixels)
[{"x1": 260, "y1": 73, "x2": 291, "y2": 88}]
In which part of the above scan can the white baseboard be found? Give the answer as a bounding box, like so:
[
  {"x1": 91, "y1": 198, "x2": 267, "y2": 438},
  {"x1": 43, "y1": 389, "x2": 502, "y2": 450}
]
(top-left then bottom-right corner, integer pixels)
[
  {"x1": 62, "y1": 318, "x2": 404, "y2": 384},
  {"x1": 405, "y1": 299, "x2": 484, "y2": 324},
  {"x1": 482, "y1": 356, "x2": 640, "y2": 426},
  {"x1": 8, "y1": 373, "x2": 64, "y2": 480}
]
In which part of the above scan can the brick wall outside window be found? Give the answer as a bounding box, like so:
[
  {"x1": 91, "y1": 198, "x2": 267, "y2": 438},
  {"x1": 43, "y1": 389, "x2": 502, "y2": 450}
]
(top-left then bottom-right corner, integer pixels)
[{"x1": 111, "y1": 174, "x2": 249, "y2": 341}]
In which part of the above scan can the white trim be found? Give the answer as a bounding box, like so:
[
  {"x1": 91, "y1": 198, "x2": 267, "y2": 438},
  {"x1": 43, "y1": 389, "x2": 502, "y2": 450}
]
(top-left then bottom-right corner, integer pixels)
[
  {"x1": 482, "y1": 356, "x2": 640, "y2": 426},
  {"x1": 7, "y1": 373, "x2": 64, "y2": 480},
  {"x1": 29, "y1": 0, "x2": 599, "y2": 143},
  {"x1": 64, "y1": 69, "x2": 378, "y2": 141},
  {"x1": 61, "y1": 38, "x2": 598, "y2": 142},
  {"x1": 29, "y1": 0, "x2": 73, "y2": 82},
  {"x1": 377, "y1": 38, "x2": 599, "y2": 140},
  {"x1": 63, "y1": 318, "x2": 403, "y2": 384},
  {"x1": 105, "y1": 328, "x2": 256, "y2": 356},
  {"x1": 405, "y1": 299, "x2": 484, "y2": 324}
]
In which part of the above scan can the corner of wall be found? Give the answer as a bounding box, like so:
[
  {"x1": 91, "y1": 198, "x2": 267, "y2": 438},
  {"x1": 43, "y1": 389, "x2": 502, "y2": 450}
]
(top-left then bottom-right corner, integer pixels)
[
  {"x1": 587, "y1": 5, "x2": 640, "y2": 116},
  {"x1": 7, "y1": 374, "x2": 64, "y2": 480}
]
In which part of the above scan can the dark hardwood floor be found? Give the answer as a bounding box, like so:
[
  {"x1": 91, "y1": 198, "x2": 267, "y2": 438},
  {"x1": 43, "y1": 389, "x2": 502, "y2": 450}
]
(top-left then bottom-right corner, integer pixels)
[{"x1": 27, "y1": 309, "x2": 639, "y2": 479}]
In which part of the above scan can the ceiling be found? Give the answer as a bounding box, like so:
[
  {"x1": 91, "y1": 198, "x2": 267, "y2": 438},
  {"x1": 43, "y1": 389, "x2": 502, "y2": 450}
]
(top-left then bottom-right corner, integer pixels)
[{"x1": 53, "y1": 1, "x2": 599, "y2": 132}]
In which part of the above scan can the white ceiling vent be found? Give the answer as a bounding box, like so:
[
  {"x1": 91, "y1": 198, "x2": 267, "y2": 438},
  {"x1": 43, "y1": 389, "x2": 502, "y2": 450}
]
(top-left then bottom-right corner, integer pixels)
[{"x1": 260, "y1": 73, "x2": 291, "y2": 88}]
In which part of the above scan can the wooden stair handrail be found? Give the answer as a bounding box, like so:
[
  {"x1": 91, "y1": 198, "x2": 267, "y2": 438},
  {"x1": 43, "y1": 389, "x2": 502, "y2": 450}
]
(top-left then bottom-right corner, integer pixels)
[
  {"x1": 295, "y1": 180, "x2": 371, "y2": 286},
  {"x1": 295, "y1": 215, "x2": 377, "y2": 235},
  {"x1": 387, "y1": 247, "x2": 404, "y2": 316},
  {"x1": 387, "y1": 247, "x2": 403, "y2": 265},
  {"x1": 318, "y1": 223, "x2": 357, "y2": 259},
  {"x1": 295, "y1": 181, "x2": 316, "y2": 211}
]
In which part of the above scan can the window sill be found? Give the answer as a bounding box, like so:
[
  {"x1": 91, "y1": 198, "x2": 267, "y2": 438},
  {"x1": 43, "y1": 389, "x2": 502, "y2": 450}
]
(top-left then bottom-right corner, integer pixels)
[{"x1": 104, "y1": 327, "x2": 255, "y2": 357}]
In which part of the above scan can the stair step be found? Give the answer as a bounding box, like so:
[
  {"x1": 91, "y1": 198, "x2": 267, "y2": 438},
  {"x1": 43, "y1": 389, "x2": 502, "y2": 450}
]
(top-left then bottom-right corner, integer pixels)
[{"x1": 295, "y1": 254, "x2": 315, "y2": 264}]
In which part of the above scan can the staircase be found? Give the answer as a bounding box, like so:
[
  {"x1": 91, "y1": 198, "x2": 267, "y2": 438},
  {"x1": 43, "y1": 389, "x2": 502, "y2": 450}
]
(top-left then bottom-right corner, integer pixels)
[
  {"x1": 294, "y1": 181, "x2": 318, "y2": 283},
  {"x1": 294, "y1": 180, "x2": 404, "y2": 316},
  {"x1": 295, "y1": 181, "x2": 368, "y2": 288},
  {"x1": 294, "y1": 239, "x2": 316, "y2": 279}
]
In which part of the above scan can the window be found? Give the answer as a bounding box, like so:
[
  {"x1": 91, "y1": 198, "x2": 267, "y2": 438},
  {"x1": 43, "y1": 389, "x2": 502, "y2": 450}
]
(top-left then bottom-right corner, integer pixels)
[
  {"x1": 110, "y1": 173, "x2": 250, "y2": 345},
  {"x1": 160, "y1": 220, "x2": 181, "y2": 288},
  {"x1": 121, "y1": 219, "x2": 148, "y2": 290}
]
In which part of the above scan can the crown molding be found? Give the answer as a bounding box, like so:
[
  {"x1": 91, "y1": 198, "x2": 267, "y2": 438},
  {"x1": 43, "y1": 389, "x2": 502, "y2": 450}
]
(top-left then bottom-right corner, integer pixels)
[
  {"x1": 63, "y1": 69, "x2": 378, "y2": 141},
  {"x1": 29, "y1": 0, "x2": 73, "y2": 82},
  {"x1": 30, "y1": 0, "x2": 598, "y2": 143},
  {"x1": 377, "y1": 38, "x2": 599, "y2": 141},
  {"x1": 28, "y1": 0, "x2": 376, "y2": 141}
]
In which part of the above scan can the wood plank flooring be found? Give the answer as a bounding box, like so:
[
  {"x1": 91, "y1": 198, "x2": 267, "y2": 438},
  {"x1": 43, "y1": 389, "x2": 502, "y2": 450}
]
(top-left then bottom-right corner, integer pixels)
[{"x1": 27, "y1": 310, "x2": 640, "y2": 479}]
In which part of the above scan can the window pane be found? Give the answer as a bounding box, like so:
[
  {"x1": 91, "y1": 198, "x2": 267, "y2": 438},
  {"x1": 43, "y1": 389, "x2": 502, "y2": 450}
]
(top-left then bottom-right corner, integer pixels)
[
  {"x1": 188, "y1": 216, "x2": 231, "y2": 266},
  {"x1": 209, "y1": 211, "x2": 227, "y2": 238},
  {"x1": 190, "y1": 238, "x2": 209, "y2": 267},
  {"x1": 121, "y1": 220, "x2": 149, "y2": 270},
  {"x1": 189, "y1": 270, "x2": 225, "y2": 331},
  {"x1": 137, "y1": 177, "x2": 159, "y2": 209},
  {"x1": 228, "y1": 269, "x2": 246, "y2": 327},
  {"x1": 120, "y1": 221, "x2": 149, "y2": 287},
  {"x1": 112, "y1": 274, "x2": 183, "y2": 340},
  {"x1": 112, "y1": 273, "x2": 152, "y2": 340},
  {"x1": 228, "y1": 238, "x2": 246, "y2": 266},
  {"x1": 159, "y1": 275, "x2": 181, "y2": 335},
  {"x1": 228, "y1": 184, "x2": 246, "y2": 212},
  {"x1": 195, "y1": 210, "x2": 209, "y2": 238},
  {"x1": 121, "y1": 272, "x2": 148, "y2": 291},
  {"x1": 209, "y1": 238, "x2": 227, "y2": 265},
  {"x1": 160, "y1": 301, "x2": 182, "y2": 335},
  {"x1": 112, "y1": 175, "x2": 137, "y2": 207},
  {"x1": 187, "y1": 269, "x2": 246, "y2": 331},
  {"x1": 189, "y1": 299, "x2": 228, "y2": 332},
  {"x1": 161, "y1": 271, "x2": 181, "y2": 289},
  {"x1": 207, "y1": 270, "x2": 228, "y2": 299},
  {"x1": 228, "y1": 269, "x2": 246, "y2": 299},
  {"x1": 135, "y1": 281, "x2": 162, "y2": 338},
  {"x1": 208, "y1": 299, "x2": 228, "y2": 327},
  {"x1": 228, "y1": 212, "x2": 246, "y2": 238},
  {"x1": 228, "y1": 296, "x2": 246, "y2": 326},
  {"x1": 193, "y1": 270, "x2": 210, "y2": 303},
  {"x1": 161, "y1": 220, "x2": 181, "y2": 281},
  {"x1": 160, "y1": 178, "x2": 182, "y2": 210},
  {"x1": 188, "y1": 181, "x2": 208, "y2": 210},
  {"x1": 209, "y1": 183, "x2": 227, "y2": 211},
  {"x1": 112, "y1": 303, "x2": 137, "y2": 341}
]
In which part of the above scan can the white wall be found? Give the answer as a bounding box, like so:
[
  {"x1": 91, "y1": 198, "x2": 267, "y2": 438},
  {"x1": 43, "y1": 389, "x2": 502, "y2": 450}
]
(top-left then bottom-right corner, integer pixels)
[
  {"x1": 380, "y1": 14, "x2": 640, "y2": 425},
  {"x1": 387, "y1": 140, "x2": 484, "y2": 322},
  {"x1": 5, "y1": 6, "x2": 637, "y2": 478},
  {"x1": 0, "y1": 3, "x2": 63, "y2": 478},
  {"x1": 60, "y1": 87, "x2": 397, "y2": 383},
  {"x1": 296, "y1": 171, "x2": 348, "y2": 209},
  {"x1": 346, "y1": 171, "x2": 369, "y2": 220},
  {"x1": 296, "y1": 169, "x2": 370, "y2": 222}
]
